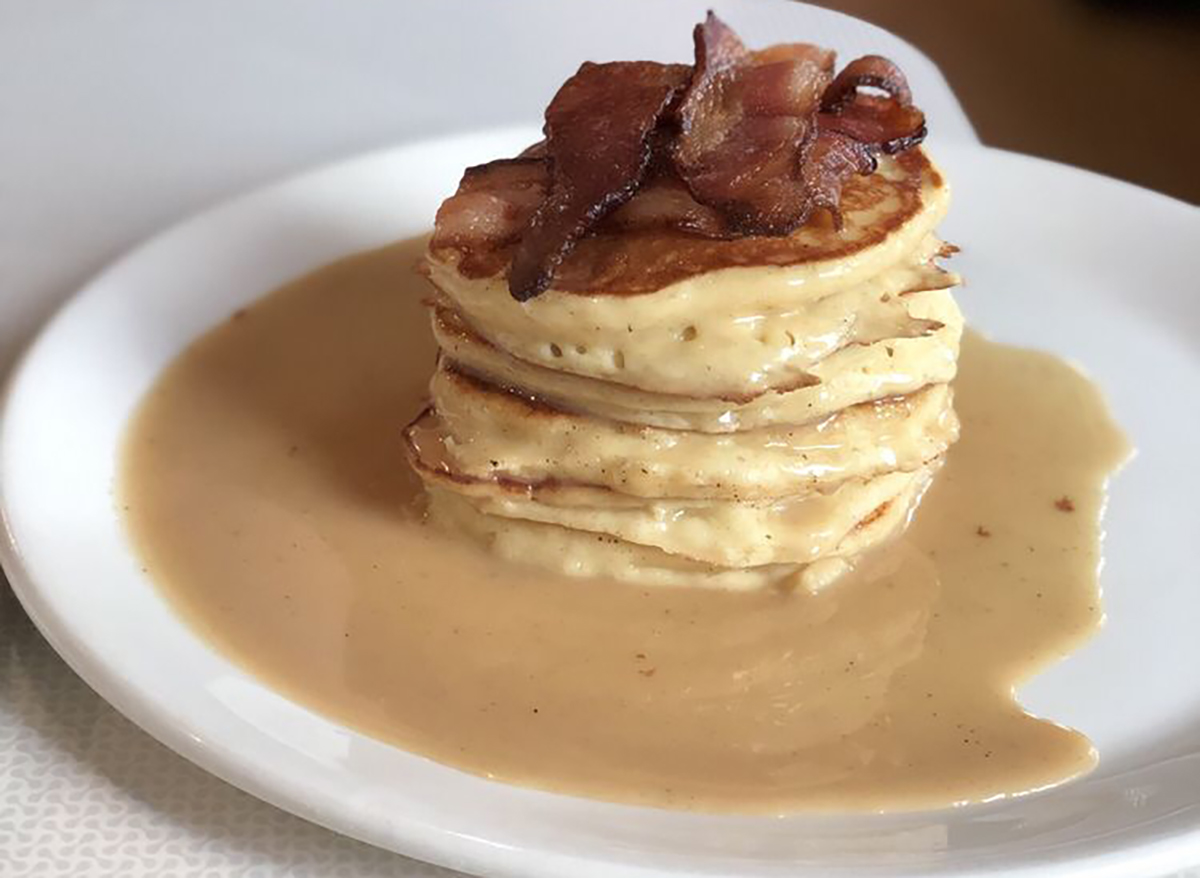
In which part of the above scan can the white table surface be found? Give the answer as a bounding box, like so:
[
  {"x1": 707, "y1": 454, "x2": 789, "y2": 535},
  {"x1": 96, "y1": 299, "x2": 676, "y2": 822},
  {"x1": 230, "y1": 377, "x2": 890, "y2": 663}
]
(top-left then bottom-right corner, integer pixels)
[{"x1": 0, "y1": 1, "x2": 1194, "y2": 875}]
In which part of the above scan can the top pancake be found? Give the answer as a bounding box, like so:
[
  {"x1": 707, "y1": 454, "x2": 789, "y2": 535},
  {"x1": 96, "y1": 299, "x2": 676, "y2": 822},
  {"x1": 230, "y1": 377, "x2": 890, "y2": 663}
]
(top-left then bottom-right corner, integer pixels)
[
  {"x1": 430, "y1": 149, "x2": 943, "y2": 297},
  {"x1": 422, "y1": 149, "x2": 954, "y2": 402}
]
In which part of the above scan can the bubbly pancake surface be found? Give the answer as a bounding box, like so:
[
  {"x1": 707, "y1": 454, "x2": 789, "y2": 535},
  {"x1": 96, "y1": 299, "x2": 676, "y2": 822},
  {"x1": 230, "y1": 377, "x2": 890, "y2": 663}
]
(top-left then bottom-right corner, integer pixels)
[
  {"x1": 429, "y1": 288, "x2": 963, "y2": 432},
  {"x1": 121, "y1": 240, "x2": 1129, "y2": 813}
]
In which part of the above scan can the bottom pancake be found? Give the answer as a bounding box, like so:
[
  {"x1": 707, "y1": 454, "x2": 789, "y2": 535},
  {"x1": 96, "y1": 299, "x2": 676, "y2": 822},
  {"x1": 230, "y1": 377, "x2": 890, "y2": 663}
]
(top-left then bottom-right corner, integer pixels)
[
  {"x1": 426, "y1": 488, "x2": 856, "y2": 591},
  {"x1": 425, "y1": 458, "x2": 938, "y2": 572}
]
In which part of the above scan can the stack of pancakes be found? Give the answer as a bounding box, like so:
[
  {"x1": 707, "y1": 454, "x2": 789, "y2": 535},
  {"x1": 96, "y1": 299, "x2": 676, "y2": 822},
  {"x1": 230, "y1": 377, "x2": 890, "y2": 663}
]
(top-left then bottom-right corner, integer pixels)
[{"x1": 405, "y1": 148, "x2": 962, "y2": 590}]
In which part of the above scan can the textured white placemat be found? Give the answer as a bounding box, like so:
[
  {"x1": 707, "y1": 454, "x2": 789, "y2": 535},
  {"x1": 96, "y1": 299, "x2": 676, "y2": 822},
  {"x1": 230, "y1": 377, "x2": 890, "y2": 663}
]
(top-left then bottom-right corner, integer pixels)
[
  {"x1": 2, "y1": 2, "x2": 1192, "y2": 876},
  {"x1": 1, "y1": 585, "x2": 457, "y2": 877}
]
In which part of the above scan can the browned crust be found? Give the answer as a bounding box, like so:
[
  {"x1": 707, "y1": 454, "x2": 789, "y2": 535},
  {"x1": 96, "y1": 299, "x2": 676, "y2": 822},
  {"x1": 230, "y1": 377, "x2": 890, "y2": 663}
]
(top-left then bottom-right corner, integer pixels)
[
  {"x1": 852, "y1": 499, "x2": 893, "y2": 532},
  {"x1": 897, "y1": 263, "x2": 958, "y2": 297},
  {"x1": 429, "y1": 149, "x2": 938, "y2": 296},
  {"x1": 443, "y1": 360, "x2": 566, "y2": 417}
]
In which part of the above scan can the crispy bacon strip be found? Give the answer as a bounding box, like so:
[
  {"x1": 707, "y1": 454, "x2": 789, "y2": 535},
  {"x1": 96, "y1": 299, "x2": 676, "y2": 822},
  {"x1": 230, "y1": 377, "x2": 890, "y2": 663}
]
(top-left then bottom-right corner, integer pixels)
[
  {"x1": 603, "y1": 174, "x2": 730, "y2": 237},
  {"x1": 805, "y1": 56, "x2": 926, "y2": 225},
  {"x1": 673, "y1": 12, "x2": 835, "y2": 234},
  {"x1": 799, "y1": 127, "x2": 877, "y2": 221},
  {"x1": 431, "y1": 15, "x2": 930, "y2": 295},
  {"x1": 673, "y1": 14, "x2": 925, "y2": 235},
  {"x1": 432, "y1": 156, "x2": 731, "y2": 252},
  {"x1": 507, "y1": 61, "x2": 690, "y2": 301},
  {"x1": 820, "y1": 55, "x2": 926, "y2": 155},
  {"x1": 822, "y1": 54, "x2": 911, "y2": 110},
  {"x1": 430, "y1": 158, "x2": 549, "y2": 254}
]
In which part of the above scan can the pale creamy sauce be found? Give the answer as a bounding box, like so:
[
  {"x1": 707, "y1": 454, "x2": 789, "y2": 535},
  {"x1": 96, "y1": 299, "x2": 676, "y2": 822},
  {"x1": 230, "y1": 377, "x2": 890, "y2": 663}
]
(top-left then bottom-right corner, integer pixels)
[{"x1": 121, "y1": 240, "x2": 1128, "y2": 813}]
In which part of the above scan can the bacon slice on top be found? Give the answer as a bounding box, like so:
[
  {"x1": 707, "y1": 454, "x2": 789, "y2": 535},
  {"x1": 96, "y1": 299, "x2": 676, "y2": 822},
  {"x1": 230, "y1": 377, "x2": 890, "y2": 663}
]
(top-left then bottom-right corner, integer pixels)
[
  {"x1": 672, "y1": 13, "x2": 835, "y2": 235},
  {"x1": 804, "y1": 55, "x2": 928, "y2": 217},
  {"x1": 431, "y1": 159, "x2": 547, "y2": 251},
  {"x1": 506, "y1": 61, "x2": 690, "y2": 301},
  {"x1": 429, "y1": 13, "x2": 928, "y2": 300}
]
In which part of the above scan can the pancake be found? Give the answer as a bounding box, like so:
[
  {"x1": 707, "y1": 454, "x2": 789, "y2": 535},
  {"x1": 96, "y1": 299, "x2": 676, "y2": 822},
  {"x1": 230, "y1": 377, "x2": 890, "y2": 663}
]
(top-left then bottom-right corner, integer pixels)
[
  {"x1": 424, "y1": 152, "x2": 952, "y2": 400},
  {"x1": 430, "y1": 149, "x2": 945, "y2": 295},
  {"x1": 427, "y1": 240, "x2": 956, "y2": 400},
  {"x1": 428, "y1": 488, "x2": 858, "y2": 592},
  {"x1": 426, "y1": 463, "x2": 937, "y2": 568},
  {"x1": 428, "y1": 487, "x2": 799, "y2": 590},
  {"x1": 431, "y1": 287, "x2": 963, "y2": 433},
  {"x1": 406, "y1": 367, "x2": 959, "y2": 501}
]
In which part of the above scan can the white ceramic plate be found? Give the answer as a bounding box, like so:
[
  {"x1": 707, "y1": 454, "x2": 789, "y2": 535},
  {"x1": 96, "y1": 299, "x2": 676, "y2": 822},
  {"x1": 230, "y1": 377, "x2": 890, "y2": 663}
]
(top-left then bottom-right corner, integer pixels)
[{"x1": 1, "y1": 129, "x2": 1198, "y2": 878}]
